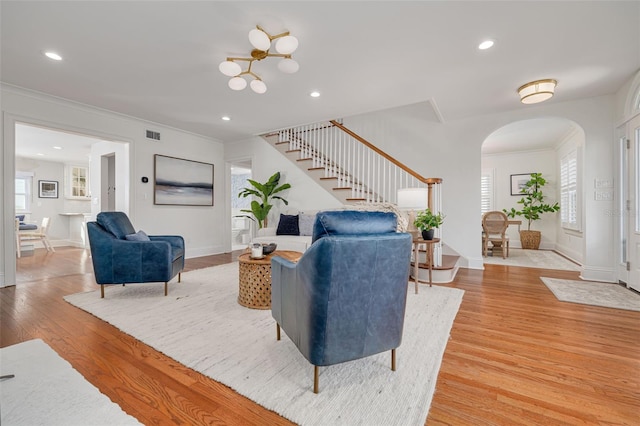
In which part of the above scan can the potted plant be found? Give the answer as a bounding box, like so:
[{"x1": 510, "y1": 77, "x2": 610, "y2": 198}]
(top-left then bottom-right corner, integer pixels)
[
  {"x1": 238, "y1": 172, "x2": 291, "y2": 229},
  {"x1": 503, "y1": 172, "x2": 559, "y2": 249},
  {"x1": 414, "y1": 208, "x2": 445, "y2": 240}
]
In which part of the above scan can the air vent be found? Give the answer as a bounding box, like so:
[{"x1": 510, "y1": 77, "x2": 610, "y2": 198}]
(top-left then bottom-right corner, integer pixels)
[{"x1": 146, "y1": 130, "x2": 161, "y2": 141}]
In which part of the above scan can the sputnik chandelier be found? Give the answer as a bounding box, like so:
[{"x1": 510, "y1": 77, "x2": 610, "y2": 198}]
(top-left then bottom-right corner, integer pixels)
[{"x1": 219, "y1": 25, "x2": 299, "y2": 94}]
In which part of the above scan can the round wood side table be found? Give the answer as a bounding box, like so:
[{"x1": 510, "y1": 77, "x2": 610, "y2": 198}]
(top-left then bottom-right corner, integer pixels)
[{"x1": 237, "y1": 250, "x2": 302, "y2": 309}]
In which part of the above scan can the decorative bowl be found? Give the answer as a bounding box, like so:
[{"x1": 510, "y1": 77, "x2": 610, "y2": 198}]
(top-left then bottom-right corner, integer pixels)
[{"x1": 262, "y1": 243, "x2": 277, "y2": 255}]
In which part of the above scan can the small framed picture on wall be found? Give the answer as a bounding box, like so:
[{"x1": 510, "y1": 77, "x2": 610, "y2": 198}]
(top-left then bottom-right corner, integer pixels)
[
  {"x1": 38, "y1": 180, "x2": 59, "y2": 198},
  {"x1": 510, "y1": 173, "x2": 532, "y2": 196}
]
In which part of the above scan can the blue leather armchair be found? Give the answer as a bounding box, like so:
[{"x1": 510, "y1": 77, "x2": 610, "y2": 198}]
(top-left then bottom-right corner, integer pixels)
[
  {"x1": 87, "y1": 212, "x2": 185, "y2": 298},
  {"x1": 271, "y1": 210, "x2": 412, "y2": 393}
]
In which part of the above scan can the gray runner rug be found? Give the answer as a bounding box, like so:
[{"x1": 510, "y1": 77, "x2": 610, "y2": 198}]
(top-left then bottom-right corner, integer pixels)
[
  {"x1": 65, "y1": 262, "x2": 464, "y2": 426},
  {"x1": 541, "y1": 277, "x2": 640, "y2": 312}
]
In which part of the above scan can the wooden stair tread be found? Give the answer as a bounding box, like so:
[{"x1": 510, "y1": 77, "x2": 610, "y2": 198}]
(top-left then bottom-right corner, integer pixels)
[
  {"x1": 332, "y1": 187, "x2": 352, "y2": 191},
  {"x1": 346, "y1": 198, "x2": 367, "y2": 201},
  {"x1": 275, "y1": 141, "x2": 290, "y2": 145},
  {"x1": 320, "y1": 176, "x2": 338, "y2": 180},
  {"x1": 411, "y1": 254, "x2": 459, "y2": 271},
  {"x1": 297, "y1": 158, "x2": 313, "y2": 162},
  {"x1": 308, "y1": 167, "x2": 325, "y2": 171},
  {"x1": 285, "y1": 149, "x2": 301, "y2": 153}
]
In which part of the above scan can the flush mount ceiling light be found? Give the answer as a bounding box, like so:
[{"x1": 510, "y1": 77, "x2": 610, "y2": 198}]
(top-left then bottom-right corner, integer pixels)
[
  {"x1": 517, "y1": 79, "x2": 558, "y2": 104},
  {"x1": 219, "y1": 25, "x2": 299, "y2": 94}
]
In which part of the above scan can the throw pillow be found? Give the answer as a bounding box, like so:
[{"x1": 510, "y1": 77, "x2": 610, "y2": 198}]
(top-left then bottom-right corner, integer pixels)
[
  {"x1": 298, "y1": 213, "x2": 315, "y2": 236},
  {"x1": 276, "y1": 214, "x2": 299, "y2": 236},
  {"x1": 16, "y1": 215, "x2": 25, "y2": 222},
  {"x1": 125, "y1": 230, "x2": 151, "y2": 241}
]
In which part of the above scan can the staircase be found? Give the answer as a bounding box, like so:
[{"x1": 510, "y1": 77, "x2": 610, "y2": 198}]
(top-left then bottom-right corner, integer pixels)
[{"x1": 261, "y1": 120, "x2": 459, "y2": 283}]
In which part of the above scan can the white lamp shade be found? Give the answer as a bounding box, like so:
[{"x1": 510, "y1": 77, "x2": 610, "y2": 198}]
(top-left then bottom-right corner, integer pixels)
[
  {"x1": 249, "y1": 28, "x2": 271, "y2": 51},
  {"x1": 518, "y1": 79, "x2": 557, "y2": 104},
  {"x1": 397, "y1": 188, "x2": 428, "y2": 210},
  {"x1": 250, "y1": 79, "x2": 267, "y2": 94},
  {"x1": 219, "y1": 60, "x2": 241, "y2": 77},
  {"x1": 275, "y1": 35, "x2": 298, "y2": 54},
  {"x1": 277, "y1": 58, "x2": 299, "y2": 74},
  {"x1": 228, "y1": 76, "x2": 247, "y2": 91}
]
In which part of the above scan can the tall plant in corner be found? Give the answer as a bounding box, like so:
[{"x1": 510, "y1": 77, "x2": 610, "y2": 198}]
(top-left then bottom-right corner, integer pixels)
[
  {"x1": 503, "y1": 172, "x2": 559, "y2": 249},
  {"x1": 238, "y1": 172, "x2": 291, "y2": 229}
]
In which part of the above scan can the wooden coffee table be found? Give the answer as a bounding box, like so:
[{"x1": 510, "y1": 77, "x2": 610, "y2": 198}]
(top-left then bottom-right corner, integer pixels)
[{"x1": 237, "y1": 250, "x2": 302, "y2": 309}]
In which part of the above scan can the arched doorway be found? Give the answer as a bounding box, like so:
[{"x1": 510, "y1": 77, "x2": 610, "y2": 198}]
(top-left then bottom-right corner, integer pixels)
[{"x1": 480, "y1": 117, "x2": 586, "y2": 264}]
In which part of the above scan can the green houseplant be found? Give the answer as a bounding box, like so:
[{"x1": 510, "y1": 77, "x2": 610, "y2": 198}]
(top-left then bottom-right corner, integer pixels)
[
  {"x1": 414, "y1": 208, "x2": 445, "y2": 240},
  {"x1": 238, "y1": 172, "x2": 291, "y2": 229},
  {"x1": 503, "y1": 172, "x2": 559, "y2": 249}
]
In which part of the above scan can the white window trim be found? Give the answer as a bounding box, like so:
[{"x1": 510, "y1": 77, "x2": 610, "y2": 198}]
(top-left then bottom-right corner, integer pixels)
[
  {"x1": 481, "y1": 168, "x2": 495, "y2": 215},
  {"x1": 560, "y1": 149, "x2": 581, "y2": 231},
  {"x1": 15, "y1": 171, "x2": 34, "y2": 213}
]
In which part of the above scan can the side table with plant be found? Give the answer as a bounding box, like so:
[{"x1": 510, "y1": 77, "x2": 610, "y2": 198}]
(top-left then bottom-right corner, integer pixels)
[
  {"x1": 414, "y1": 208, "x2": 445, "y2": 240},
  {"x1": 503, "y1": 172, "x2": 559, "y2": 249}
]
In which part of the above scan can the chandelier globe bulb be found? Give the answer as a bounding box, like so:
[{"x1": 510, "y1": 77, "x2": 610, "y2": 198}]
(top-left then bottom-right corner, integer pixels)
[
  {"x1": 275, "y1": 36, "x2": 298, "y2": 54},
  {"x1": 248, "y1": 28, "x2": 271, "y2": 51},
  {"x1": 228, "y1": 76, "x2": 247, "y2": 91}
]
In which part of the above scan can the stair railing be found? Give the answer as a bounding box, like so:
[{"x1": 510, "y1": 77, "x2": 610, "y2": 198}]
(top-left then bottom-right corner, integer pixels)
[
  {"x1": 277, "y1": 120, "x2": 441, "y2": 205},
  {"x1": 270, "y1": 119, "x2": 444, "y2": 266}
]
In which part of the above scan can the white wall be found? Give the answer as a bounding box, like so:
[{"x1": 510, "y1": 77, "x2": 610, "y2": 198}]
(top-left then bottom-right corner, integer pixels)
[
  {"x1": 224, "y1": 136, "x2": 343, "y2": 232},
  {"x1": 481, "y1": 149, "x2": 559, "y2": 249},
  {"x1": 344, "y1": 95, "x2": 615, "y2": 280},
  {"x1": 2, "y1": 85, "x2": 225, "y2": 287}
]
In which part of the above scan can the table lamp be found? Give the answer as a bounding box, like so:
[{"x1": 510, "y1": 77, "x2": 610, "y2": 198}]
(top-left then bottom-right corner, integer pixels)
[{"x1": 397, "y1": 187, "x2": 428, "y2": 237}]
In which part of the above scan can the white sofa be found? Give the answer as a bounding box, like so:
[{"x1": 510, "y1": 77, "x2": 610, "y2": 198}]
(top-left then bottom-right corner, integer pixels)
[
  {"x1": 251, "y1": 204, "x2": 407, "y2": 254},
  {"x1": 252, "y1": 227, "x2": 313, "y2": 253}
]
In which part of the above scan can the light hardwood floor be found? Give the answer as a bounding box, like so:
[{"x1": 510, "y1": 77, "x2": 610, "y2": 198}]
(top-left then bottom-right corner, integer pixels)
[{"x1": 2, "y1": 247, "x2": 639, "y2": 425}]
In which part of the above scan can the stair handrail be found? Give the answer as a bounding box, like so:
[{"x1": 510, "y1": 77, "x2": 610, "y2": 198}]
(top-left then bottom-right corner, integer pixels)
[{"x1": 329, "y1": 120, "x2": 429, "y2": 185}]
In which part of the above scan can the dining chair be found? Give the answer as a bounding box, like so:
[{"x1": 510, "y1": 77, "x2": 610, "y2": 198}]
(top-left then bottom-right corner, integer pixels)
[
  {"x1": 17, "y1": 217, "x2": 55, "y2": 257},
  {"x1": 482, "y1": 211, "x2": 509, "y2": 258}
]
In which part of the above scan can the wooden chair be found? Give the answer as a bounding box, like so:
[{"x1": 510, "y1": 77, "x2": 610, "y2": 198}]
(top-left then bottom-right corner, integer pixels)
[
  {"x1": 17, "y1": 217, "x2": 55, "y2": 257},
  {"x1": 482, "y1": 211, "x2": 509, "y2": 258}
]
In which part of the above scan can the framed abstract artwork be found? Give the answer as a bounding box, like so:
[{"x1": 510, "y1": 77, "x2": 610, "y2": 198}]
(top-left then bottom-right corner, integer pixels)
[{"x1": 154, "y1": 154, "x2": 214, "y2": 206}]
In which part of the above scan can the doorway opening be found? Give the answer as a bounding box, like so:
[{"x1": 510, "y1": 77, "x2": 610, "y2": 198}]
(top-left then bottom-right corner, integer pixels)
[
  {"x1": 13, "y1": 122, "x2": 130, "y2": 285},
  {"x1": 230, "y1": 160, "x2": 253, "y2": 251}
]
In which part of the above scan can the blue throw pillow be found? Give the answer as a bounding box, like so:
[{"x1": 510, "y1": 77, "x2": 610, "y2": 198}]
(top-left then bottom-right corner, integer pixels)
[
  {"x1": 16, "y1": 215, "x2": 25, "y2": 223},
  {"x1": 276, "y1": 214, "x2": 299, "y2": 236},
  {"x1": 125, "y1": 230, "x2": 151, "y2": 241}
]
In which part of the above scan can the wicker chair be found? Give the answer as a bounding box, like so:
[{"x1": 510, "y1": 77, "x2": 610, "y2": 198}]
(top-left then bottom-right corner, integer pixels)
[{"x1": 482, "y1": 211, "x2": 509, "y2": 258}]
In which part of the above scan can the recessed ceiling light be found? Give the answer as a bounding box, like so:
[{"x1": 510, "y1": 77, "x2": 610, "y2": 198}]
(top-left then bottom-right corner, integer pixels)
[
  {"x1": 52, "y1": 146, "x2": 62, "y2": 150},
  {"x1": 310, "y1": 91, "x2": 320, "y2": 98},
  {"x1": 44, "y1": 51, "x2": 62, "y2": 61},
  {"x1": 221, "y1": 116, "x2": 231, "y2": 121},
  {"x1": 478, "y1": 40, "x2": 494, "y2": 50}
]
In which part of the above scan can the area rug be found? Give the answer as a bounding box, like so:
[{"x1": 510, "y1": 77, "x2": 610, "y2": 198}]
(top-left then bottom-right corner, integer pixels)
[
  {"x1": 483, "y1": 248, "x2": 581, "y2": 271},
  {"x1": 0, "y1": 339, "x2": 141, "y2": 425},
  {"x1": 540, "y1": 277, "x2": 640, "y2": 312},
  {"x1": 64, "y1": 262, "x2": 464, "y2": 426}
]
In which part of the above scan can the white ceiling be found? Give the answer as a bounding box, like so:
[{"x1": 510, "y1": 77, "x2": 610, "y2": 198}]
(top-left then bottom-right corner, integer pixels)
[{"x1": 3, "y1": 1, "x2": 639, "y2": 155}]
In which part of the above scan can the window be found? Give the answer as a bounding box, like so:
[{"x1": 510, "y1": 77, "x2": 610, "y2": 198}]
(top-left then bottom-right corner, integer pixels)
[
  {"x1": 560, "y1": 150, "x2": 579, "y2": 230},
  {"x1": 66, "y1": 165, "x2": 90, "y2": 199},
  {"x1": 15, "y1": 172, "x2": 33, "y2": 212},
  {"x1": 480, "y1": 168, "x2": 495, "y2": 214}
]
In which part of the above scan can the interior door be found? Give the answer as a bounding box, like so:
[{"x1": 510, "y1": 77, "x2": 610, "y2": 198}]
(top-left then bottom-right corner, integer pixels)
[{"x1": 626, "y1": 114, "x2": 640, "y2": 291}]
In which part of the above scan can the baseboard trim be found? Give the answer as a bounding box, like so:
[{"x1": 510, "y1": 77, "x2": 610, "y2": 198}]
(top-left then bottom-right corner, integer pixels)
[{"x1": 580, "y1": 266, "x2": 615, "y2": 283}]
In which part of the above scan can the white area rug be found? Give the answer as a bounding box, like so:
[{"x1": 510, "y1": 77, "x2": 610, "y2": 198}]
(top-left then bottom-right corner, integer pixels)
[
  {"x1": 0, "y1": 339, "x2": 141, "y2": 426},
  {"x1": 65, "y1": 262, "x2": 464, "y2": 426},
  {"x1": 540, "y1": 277, "x2": 640, "y2": 312},
  {"x1": 483, "y1": 248, "x2": 581, "y2": 271}
]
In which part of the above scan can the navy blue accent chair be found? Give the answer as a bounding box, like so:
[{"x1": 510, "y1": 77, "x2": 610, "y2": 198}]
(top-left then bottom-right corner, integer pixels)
[
  {"x1": 271, "y1": 210, "x2": 412, "y2": 393},
  {"x1": 87, "y1": 211, "x2": 185, "y2": 298}
]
